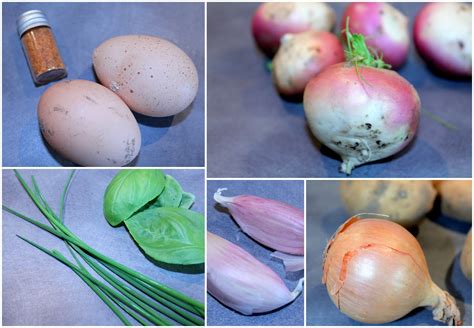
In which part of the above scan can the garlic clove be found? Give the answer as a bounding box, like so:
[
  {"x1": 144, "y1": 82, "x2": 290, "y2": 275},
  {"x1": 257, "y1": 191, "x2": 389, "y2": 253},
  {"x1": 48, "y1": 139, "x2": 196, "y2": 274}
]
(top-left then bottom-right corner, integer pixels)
[
  {"x1": 271, "y1": 251, "x2": 304, "y2": 272},
  {"x1": 214, "y1": 188, "x2": 304, "y2": 255},
  {"x1": 207, "y1": 232, "x2": 303, "y2": 315}
]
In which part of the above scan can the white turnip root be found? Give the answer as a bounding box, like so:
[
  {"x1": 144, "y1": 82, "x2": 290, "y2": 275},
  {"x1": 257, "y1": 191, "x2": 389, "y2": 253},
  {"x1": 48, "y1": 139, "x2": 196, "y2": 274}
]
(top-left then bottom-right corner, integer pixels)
[
  {"x1": 414, "y1": 3, "x2": 472, "y2": 77},
  {"x1": 251, "y1": 2, "x2": 336, "y2": 57},
  {"x1": 341, "y1": 3, "x2": 409, "y2": 69},
  {"x1": 303, "y1": 25, "x2": 420, "y2": 175},
  {"x1": 273, "y1": 31, "x2": 344, "y2": 97}
]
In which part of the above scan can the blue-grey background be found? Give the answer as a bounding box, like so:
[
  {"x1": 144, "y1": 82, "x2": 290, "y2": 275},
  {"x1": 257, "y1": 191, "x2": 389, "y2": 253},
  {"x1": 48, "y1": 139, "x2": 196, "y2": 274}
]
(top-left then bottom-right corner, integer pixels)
[
  {"x1": 307, "y1": 180, "x2": 472, "y2": 326},
  {"x1": 207, "y1": 2, "x2": 472, "y2": 178},
  {"x1": 2, "y1": 169, "x2": 204, "y2": 325},
  {"x1": 207, "y1": 180, "x2": 304, "y2": 326},
  {"x1": 3, "y1": 3, "x2": 204, "y2": 167}
]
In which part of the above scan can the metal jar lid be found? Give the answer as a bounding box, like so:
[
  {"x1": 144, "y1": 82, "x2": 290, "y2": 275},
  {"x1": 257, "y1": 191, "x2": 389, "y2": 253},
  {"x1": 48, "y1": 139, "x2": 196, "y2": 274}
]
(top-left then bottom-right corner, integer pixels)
[{"x1": 17, "y1": 10, "x2": 50, "y2": 37}]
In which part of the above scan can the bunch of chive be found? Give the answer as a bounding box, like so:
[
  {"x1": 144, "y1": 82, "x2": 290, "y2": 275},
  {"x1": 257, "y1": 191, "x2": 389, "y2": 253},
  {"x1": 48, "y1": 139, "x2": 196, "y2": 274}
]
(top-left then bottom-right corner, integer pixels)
[{"x1": 3, "y1": 170, "x2": 204, "y2": 326}]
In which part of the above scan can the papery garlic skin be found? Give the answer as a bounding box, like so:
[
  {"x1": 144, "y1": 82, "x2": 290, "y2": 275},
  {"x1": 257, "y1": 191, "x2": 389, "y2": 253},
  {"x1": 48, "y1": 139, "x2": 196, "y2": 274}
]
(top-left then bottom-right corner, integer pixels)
[
  {"x1": 323, "y1": 217, "x2": 462, "y2": 325},
  {"x1": 207, "y1": 232, "x2": 303, "y2": 315},
  {"x1": 214, "y1": 188, "x2": 304, "y2": 255}
]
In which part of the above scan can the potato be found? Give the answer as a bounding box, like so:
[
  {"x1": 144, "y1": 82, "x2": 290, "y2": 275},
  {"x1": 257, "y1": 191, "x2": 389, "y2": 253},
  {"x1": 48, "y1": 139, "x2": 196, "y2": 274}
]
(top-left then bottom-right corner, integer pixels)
[
  {"x1": 340, "y1": 180, "x2": 436, "y2": 227},
  {"x1": 435, "y1": 180, "x2": 472, "y2": 222},
  {"x1": 461, "y1": 229, "x2": 472, "y2": 281}
]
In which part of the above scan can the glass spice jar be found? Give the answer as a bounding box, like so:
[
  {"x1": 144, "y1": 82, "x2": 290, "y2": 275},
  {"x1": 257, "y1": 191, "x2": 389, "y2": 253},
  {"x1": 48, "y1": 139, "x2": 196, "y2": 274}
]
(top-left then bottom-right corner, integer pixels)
[{"x1": 17, "y1": 10, "x2": 67, "y2": 85}]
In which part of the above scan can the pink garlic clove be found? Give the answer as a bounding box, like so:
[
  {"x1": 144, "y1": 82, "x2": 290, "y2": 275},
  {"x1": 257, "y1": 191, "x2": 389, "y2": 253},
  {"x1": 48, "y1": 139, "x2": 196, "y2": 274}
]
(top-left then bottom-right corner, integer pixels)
[
  {"x1": 207, "y1": 232, "x2": 303, "y2": 315},
  {"x1": 214, "y1": 188, "x2": 304, "y2": 256},
  {"x1": 271, "y1": 251, "x2": 305, "y2": 272}
]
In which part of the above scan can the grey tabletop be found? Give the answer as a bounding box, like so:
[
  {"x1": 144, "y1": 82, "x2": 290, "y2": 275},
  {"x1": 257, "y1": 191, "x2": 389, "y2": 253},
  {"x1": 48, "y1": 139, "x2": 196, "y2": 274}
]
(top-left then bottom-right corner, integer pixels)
[
  {"x1": 306, "y1": 181, "x2": 472, "y2": 326},
  {"x1": 207, "y1": 2, "x2": 472, "y2": 178},
  {"x1": 2, "y1": 169, "x2": 205, "y2": 325},
  {"x1": 2, "y1": 3, "x2": 204, "y2": 167},
  {"x1": 206, "y1": 180, "x2": 304, "y2": 326}
]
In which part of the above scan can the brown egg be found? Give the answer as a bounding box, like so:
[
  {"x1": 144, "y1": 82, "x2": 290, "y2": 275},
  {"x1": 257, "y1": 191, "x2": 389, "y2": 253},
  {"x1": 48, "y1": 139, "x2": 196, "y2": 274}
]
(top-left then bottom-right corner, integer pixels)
[
  {"x1": 38, "y1": 80, "x2": 141, "y2": 166},
  {"x1": 93, "y1": 35, "x2": 199, "y2": 117}
]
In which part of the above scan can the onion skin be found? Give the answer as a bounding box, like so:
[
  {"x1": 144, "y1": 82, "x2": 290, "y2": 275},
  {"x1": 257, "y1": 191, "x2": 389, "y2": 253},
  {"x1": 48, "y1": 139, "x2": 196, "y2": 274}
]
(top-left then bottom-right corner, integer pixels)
[
  {"x1": 340, "y1": 180, "x2": 436, "y2": 227},
  {"x1": 414, "y1": 3, "x2": 472, "y2": 77},
  {"x1": 273, "y1": 31, "x2": 344, "y2": 96},
  {"x1": 304, "y1": 63, "x2": 420, "y2": 174},
  {"x1": 207, "y1": 232, "x2": 303, "y2": 315},
  {"x1": 251, "y1": 2, "x2": 336, "y2": 57},
  {"x1": 460, "y1": 230, "x2": 472, "y2": 281},
  {"x1": 341, "y1": 3, "x2": 409, "y2": 68},
  {"x1": 323, "y1": 217, "x2": 462, "y2": 325},
  {"x1": 214, "y1": 188, "x2": 304, "y2": 255}
]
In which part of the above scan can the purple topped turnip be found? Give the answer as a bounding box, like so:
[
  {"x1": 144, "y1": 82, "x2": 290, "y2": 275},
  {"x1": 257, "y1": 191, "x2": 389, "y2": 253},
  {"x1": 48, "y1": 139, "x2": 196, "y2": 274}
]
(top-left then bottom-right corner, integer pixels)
[
  {"x1": 273, "y1": 31, "x2": 344, "y2": 97},
  {"x1": 414, "y1": 3, "x2": 472, "y2": 77},
  {"x1": 303, "y1": 21, "x2": 420, "y2": 175},
  {"x1": 251, "y1": 2, "x2": 336, "y2": 57},
  {"x1": 341, "y1": 3, "x2": 410, "y2": 69}
]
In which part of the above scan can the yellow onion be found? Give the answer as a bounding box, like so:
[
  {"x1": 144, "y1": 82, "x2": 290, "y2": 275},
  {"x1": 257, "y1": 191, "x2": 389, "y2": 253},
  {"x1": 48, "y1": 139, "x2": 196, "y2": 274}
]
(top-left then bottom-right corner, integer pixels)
[
  {"x1": 207, "y1": 232, "x2": 303, "y2": 315},
  {"x1": 323, "y1": 216, "x2": 462, "y2": 325}
]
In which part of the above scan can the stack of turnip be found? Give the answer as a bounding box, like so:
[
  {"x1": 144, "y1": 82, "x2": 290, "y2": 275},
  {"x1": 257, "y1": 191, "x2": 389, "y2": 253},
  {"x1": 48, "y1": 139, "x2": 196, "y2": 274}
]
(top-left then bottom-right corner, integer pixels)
[
  {"x1": 252, "y1": 2, "x2": 343, "y2": 97},
  {"x1": 251, "y1": 2, "x2": 472, "y2": 175},
  {"x1": 414, "y1": 3, "x2": 472, "y2": 77}
]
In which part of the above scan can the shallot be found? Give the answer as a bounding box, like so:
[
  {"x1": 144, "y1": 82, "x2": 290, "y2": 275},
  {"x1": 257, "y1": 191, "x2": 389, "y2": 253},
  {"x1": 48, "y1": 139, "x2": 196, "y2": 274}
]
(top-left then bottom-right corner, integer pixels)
[
  {"x1": 251, "y1": 2, "x2": 335, "y2": 57},
  {"x1": 303, "y1": 22, "x2": 420, "y2": 174},
  {"x1": 414, "y1": 3, "x2": 472, "y2": 77},
  {"x1": 323, "y1": 216, "x2": 462, "y2": 325},
  {"x1": 214, "y1": 188, "x2": 304, "y2": 271},
  {"x1": 273, "y1": 31, "x2": 344, "y2": 97},
  {"x1": 207, "y1": 232, "x2": 303, "y2": 315},
  {"x1": 341, "y1": 3, "x2": 410, "y2": 69}
]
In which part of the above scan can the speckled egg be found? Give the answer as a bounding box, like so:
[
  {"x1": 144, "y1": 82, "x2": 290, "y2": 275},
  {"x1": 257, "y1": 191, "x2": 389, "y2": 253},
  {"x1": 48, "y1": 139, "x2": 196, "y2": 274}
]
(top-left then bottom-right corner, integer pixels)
[
  {"x1": 38, "y1": 80, "x2": 141, "y2": 166},
  {"x1": 93, "y1": 35, "x2": 199, "y2": 117}
]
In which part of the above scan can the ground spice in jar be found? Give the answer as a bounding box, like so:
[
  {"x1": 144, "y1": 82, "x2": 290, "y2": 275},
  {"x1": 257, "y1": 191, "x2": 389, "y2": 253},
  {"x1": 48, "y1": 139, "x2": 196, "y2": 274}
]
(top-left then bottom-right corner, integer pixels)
[{"x1": 17, "y1": 10, "x2": 67, "y2": 85}]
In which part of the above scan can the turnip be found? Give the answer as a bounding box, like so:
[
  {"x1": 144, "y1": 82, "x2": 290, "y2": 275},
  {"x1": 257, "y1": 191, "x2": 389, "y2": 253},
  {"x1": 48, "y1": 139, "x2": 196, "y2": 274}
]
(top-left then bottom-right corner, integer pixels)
[
  {"x1": 341, "y1": 3, "x2": 409, "y2": 69},
  {"x1": 273, "y1": 31, "x2": 344, "y2": 97},
  {"x1": 251, "y1": 2, "x2": 336, "y2": 57},
  {"x1": 303, "y1": 22, "x2": 420, "y2": 175},
  {"x1": 414, "y1": 3, "x2": 472, "y2": 77}
]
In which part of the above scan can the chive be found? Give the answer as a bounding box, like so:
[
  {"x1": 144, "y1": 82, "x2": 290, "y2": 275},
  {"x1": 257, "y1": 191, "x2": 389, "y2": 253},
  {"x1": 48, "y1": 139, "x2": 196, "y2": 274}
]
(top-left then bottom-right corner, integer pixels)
[
  {"x1": 14, "y1": 170, "x2": 204, "y2": 313},
  {"x1": 16, "y1": 235, "x2": 133, "y2": 326},
  {"x1": 4, "y1": 170, "x2": 205, "y2": 326}
]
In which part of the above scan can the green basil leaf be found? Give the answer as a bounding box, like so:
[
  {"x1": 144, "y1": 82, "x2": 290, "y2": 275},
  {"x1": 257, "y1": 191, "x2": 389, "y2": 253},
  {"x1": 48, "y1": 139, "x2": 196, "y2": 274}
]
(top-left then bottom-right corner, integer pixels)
[
  {"x1": 179, "y1": 192, "x2": 195, "y2": 209},
  {"x1": 124, "y1": 207, "x2": 204, "y2": 265},
  {"x1": 153, "y1": 175, "x2": 183, "y2": 208},
  {"x1": 103, "y1": 170, "x2": 166, "y2": 226}
]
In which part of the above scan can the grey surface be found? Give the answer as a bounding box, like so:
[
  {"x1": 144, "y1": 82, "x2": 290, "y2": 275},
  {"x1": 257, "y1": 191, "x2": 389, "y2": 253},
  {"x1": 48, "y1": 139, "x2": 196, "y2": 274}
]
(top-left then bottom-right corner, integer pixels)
[
  {"x1": 207, "y1": 2, "x2": 472, "y2": 178},
  {"x1": 207, "y1": 180, "x2": 304, "y2": 326},
  {"x1": 3, "y1": 3, "x2": 204, "y2": 167},
  {"x1": 306, "y1": 181, "x2": 472, "y2": 326},
  {"x1": 2, "y1": 169, "x2": 205, "y2": 325}
]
